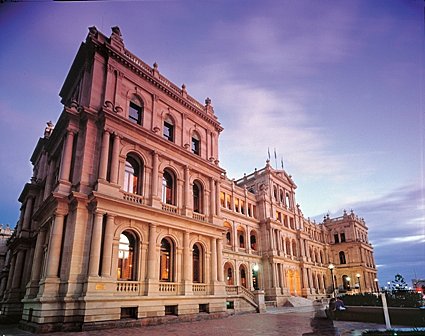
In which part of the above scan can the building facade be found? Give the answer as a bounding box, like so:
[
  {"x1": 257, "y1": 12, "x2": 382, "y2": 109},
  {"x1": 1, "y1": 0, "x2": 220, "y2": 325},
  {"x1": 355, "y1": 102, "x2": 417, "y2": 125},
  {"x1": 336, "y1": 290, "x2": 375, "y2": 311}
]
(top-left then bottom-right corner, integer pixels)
[{"x1": 0, "y1": 27, "x2": 377, "y2": 331}]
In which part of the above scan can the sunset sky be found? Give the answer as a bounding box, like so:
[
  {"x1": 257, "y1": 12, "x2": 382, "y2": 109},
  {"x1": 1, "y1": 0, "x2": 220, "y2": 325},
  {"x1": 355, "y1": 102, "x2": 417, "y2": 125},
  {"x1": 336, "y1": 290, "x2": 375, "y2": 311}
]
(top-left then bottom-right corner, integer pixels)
[{"x1": 0, "y1": 0, "x2": 423, "y2": 286}]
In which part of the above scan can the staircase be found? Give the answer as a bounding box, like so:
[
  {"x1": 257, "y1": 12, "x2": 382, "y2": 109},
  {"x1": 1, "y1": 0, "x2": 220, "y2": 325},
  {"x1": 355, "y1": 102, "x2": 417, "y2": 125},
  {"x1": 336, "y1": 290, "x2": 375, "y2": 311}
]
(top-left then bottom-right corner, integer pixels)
[{"x1": 284, "y1": 296, "x2": 314, "y2": 307}]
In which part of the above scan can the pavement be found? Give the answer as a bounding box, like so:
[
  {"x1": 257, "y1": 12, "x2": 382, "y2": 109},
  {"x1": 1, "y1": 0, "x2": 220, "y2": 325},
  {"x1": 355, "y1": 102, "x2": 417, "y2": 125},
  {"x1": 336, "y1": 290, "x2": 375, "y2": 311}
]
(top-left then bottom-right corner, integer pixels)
[{"x1": 0, "y1": 306, "x2": 411, "y2": 336}]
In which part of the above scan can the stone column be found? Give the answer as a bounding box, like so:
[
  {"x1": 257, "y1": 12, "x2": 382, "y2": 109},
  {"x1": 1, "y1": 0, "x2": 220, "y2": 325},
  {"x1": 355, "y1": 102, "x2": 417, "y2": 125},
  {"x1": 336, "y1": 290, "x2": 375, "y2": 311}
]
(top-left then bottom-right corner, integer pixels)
[
  {"x1": 11, "y1": 250, "x2": 25, "y2": 288},
  {"x1": 5, "y1": 254, "x2": 16, "y2": 291},
  {"x1": 43, "y1": 160, "x2": 54, "y2": 200},
  {"x1": 151, "y1": 151, "x2": 159, "y2": 203},
  {"x1": 210, "y1": 238, "x2": 217, "y2": 282},
  {"x1": 101, "y1": 214, "x2": 115, "y2": 277},
  {"x1": 26, "y1": 230, "x2": 46, "y2": 288},
  {"x1": 22, "y1": 197, "x2": 34, "y2": 230},
  {"x1": 89, "y1": 212, "x2": 104, "y2": 276},
  {"x1": 45, "y1": 214, "x2": 65, "y2": 278},
  {"x1": 147, "y1": 223, "x2": 157, "y2": 280},
  {"x1": 183, "y1": 231, "x2": 191, "y2": 281},
  {"x1": 184, "y1": 166, "x2": 190, "y2": 213},
  {"x1": 210, "y1": 178, "x2": 216, "y2": 218},
  {"x1": 60, "y1": 130, "x2": 75, "y2": 182},
  {"x1": 109, "y1": 133, "x2": 120, "y2": 185},
  {"x1": 216, "y1": 180, "x2": 221, "y2": 217},
  {"x1": 217, "y1": 238, "x2": 224, "y2": 282},
  {"x1": 98, "y1": 130, "x2": 110, "y2": 180}
]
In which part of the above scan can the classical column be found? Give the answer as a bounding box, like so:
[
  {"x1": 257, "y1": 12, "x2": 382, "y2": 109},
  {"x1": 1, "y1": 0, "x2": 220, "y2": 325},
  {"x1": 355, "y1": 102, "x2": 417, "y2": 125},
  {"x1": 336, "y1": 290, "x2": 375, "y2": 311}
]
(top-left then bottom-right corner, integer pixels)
[
  {"x1": 98, "y1": 130, "x2": 110, "y2": 180},
  {"x1": 216, "y1": 180, "x2": 221, "y2": 217},
  {"x1": 210, "y1": 178, "x2": 216, "y2": 217},
  {"x1": 217, "y1": 238, "x2": 224, "y2": 281},
  {"x1": 45, "y1": 214, "x2": 65, "y2": 278},
  {"x1": 183, "y1": 231, "x2": 190, "y2": 281},
  {"x1": 147, "y1": 223, "x2": 157, "y2": 280},
  {"x1": 269, "y1": 229, "x2": 275, "y2": 250},
  {"x1": 22, "y1": 197, "x2": 34, "y2": 230},
  {"x1": 89, "y1": 212, "x2": 104, "y2": 276},
  {"x1": 271, "y1": 262, "x2": 277, "y2": 288},
  {"x1": 11, "y1": 250, "x2": 25, "y2": 288},
  {"x1": 184, "y1": 166, "x2": 190, "y2": 211},
  {"x1": 43, "y1": 160, "x2": 54, "y2": 200},
  {"x1": 210, "y1": 237, "x2": 217, "y2": 282},
  {"x1": 302, "y1": 268, "x2": 309, "y2": 290},
  {"x1": 29, "y1": 230, "x2": 47, "y2": 284},
  {"x1": 5, "y1": 254, "x2": 16, "y2": 291},
  {"x1": 101, "y1": 214, "x2": 115, "y2": 277},
  {"x1": 151, "y1": 151, "x2": 159, "y2": 200},
  {"x1": 60, "y1": 130, "x2": 75, "y2": 182},
  {"x1": 109, "y1": 133, "x2": 120, "y2": 184}
]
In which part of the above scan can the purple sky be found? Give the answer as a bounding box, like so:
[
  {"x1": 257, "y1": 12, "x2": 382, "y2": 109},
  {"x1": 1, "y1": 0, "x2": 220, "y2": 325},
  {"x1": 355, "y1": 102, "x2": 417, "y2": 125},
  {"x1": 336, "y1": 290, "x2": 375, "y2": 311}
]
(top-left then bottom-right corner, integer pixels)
[{"x1": 0, "y1": 1, "x2": 423, "y2": 286}]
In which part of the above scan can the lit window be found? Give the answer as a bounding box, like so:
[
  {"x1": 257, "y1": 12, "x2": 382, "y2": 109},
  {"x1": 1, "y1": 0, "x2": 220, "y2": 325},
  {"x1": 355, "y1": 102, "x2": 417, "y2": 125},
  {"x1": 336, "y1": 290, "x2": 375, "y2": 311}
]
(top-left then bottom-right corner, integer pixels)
[
  {"x1": 339, "y1": 251, "x2": 346, "y2": 264},
  {"x1": 250, "y1": 233, "x2": 257, "y2": 250},
  {"x1": 123, "y1": 156, "x2": 142, "y2": 194},
  {"x1": 220, "y1": 192, "x2": 225, "y2": 207},
  {"x1": 117, "y1": 231, "x2": 137, "y2": 281},
  {"x1": 160, "y1": 238, "x2": 173, "y2": 281},
  {"x1": 193, "y1": 181, "x2": 202, "y2": 213},
  {"x1": 162, "y1": 170, "x2": 175, "y2": 205},
  {"x1": 192, "y1": 243, "x2": 203, "y2": 283}
]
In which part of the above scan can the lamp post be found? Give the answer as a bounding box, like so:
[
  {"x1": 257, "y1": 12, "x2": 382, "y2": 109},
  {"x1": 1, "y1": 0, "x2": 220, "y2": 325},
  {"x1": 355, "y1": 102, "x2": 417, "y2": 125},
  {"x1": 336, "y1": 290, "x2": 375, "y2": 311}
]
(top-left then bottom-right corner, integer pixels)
[
  {"x1": 346, "y1": 276, "x2": 351, "y2": 291},
  {"x1": 374, "y1": 278, "x2": 379, "y2": 294},
  {"x1": 356, "y1": 273, "x2": 361, "y2": 293},
  {"x1": 328, "y1": 263, "x2": 335, "y2": 297}
]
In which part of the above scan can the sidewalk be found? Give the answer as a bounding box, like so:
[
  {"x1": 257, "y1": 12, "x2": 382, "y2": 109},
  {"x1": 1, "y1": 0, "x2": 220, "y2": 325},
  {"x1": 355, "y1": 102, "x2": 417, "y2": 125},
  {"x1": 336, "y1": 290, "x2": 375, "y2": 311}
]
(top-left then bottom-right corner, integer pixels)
[{"x1": 0, "y1": 306, "x2": 410, "y2": 336}]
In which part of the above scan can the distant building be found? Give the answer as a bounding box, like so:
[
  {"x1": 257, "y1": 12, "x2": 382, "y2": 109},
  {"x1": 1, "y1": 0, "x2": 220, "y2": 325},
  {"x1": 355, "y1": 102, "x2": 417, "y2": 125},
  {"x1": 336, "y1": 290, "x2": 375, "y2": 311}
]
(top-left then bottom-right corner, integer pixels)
[
  {"x1": 0, "y1": 224, "x2": 13, "y2": 288},
  {"x1": 412, "y1": 279, "x2": 425, "y2": 294},
  {"x1": 0, "y1": 27, "x2": 377, "y2": 331}
]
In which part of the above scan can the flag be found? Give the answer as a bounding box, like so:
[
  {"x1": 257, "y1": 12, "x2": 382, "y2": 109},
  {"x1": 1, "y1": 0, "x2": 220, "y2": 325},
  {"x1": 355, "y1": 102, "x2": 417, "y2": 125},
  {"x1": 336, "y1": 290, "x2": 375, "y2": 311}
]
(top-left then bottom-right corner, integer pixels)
[
  {"x1": 274, "y1": 148, "x2": 277, "y2": 159},
  {"x1": 268, "y1": 147, "x2": 270, "y2": 160},
  {"x1": 281, "y1": 157, "x2": 284, "y2": 169}
]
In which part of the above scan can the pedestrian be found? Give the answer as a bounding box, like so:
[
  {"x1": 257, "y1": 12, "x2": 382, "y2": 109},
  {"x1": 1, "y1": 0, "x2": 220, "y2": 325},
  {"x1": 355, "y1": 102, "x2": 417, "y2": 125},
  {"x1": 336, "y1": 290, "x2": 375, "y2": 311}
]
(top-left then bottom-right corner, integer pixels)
[{"x1": 335, "y1": 297, "x2": 346, "y2": 311}]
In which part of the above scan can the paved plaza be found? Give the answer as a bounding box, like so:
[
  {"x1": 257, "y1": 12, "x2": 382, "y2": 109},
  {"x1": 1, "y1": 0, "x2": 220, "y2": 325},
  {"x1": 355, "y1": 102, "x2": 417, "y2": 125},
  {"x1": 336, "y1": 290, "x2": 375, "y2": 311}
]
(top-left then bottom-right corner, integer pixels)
[{"x1": 0, "y1": 306, "x2": 409, "y2": 336}]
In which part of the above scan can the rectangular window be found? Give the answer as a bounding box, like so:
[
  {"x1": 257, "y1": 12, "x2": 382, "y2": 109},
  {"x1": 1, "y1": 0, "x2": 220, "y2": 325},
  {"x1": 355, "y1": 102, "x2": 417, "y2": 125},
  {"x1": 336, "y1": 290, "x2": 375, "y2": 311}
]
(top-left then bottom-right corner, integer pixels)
[
  {"x1": 276, "y1": 211, "x2": 282, "y2": 223},
  {"x1": 163, "y1": 122, "x2": 174, "y2": 141},
  {"x1": 192, "y1": 137, "x2": 200, "y2": 155},
  {"x1": 240, "y1": 200, "x2": 245, "y2": 214},
  {"x1": 247, "y1": 204, "x2": 252, "y2": 217},
  {"x1": 199, "y1": 304, "x2": 209, "y2": 313},
  {"x1": 120, "y1": 307, "x2": 138, "y2": 319},
  {"x1": 129, "y1": 102, "x2": 142, "y2": 125},
  {"x1": 226, "y1": 194, "x2": 231, "y2": 210},
  {"x1": 252, "y1": 205, "x2": 257, "y2": 218},
  {"x1": 334, "y1": 234, "x2": 339, "y2": 243},
  {"x1": 340, "y1": 233, "x2": 346, "y2": 242},
  {"x1": 220, "y1": 192, "x2": 225, "y2": 207},
  {"x1": 165, "y1": 305, "x2": 178, "y2": 315},
  {"x1": 234, "y1": 198, "x2": 240, "y2": 212}
]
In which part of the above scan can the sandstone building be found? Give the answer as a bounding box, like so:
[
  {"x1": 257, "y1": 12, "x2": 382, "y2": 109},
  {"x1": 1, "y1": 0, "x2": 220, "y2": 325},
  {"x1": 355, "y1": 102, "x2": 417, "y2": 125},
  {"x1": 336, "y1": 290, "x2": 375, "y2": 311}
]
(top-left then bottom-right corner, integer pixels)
[{"x1": 0, "y1": 27, "x2": 377, "y2": 331}]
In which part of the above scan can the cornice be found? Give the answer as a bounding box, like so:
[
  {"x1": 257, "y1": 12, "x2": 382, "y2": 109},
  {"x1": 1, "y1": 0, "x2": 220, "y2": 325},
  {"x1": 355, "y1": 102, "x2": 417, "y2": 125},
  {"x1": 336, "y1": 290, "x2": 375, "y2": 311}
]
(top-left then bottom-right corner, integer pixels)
[{"x1": 95, "y1": 41, "x2": 223, "y2": 132}]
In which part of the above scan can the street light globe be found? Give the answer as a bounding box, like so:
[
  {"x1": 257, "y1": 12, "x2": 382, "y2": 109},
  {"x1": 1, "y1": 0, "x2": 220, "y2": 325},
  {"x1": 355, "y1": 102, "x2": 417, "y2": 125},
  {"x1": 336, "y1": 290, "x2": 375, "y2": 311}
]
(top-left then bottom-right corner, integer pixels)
[
  {"x1": 328, "y1": 263, "x2": 334, "y2": 270},
  {"x1": 253, "y1": 264, "x2": 259, "y2": 272},
  {"x1": 374, "y1": 278, "x2": 378, "y2": 282},
  {"x1": 346, "y1": 276, "x2": 351, "y2": 282},
  {"x1": 356, "y1": 273, "x2": 361, "y2": 278}
]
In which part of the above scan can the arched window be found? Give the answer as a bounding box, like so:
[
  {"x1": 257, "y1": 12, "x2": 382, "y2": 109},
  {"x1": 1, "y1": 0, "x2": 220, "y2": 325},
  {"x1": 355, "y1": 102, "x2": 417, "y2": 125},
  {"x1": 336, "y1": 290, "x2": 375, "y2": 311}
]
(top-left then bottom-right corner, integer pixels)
[
  {"x1": 240, "y1": 265, "x2": 247, "y2": 288},
  {"x1": 162, "y1": 170, "x2": 175, "y2": 205},
  {"x1": 292, "y1": 240, "x2": 297, "y2": 257},
  {"x1": 193, "y1": 181, "x2": 203, "y2": 213},
  {"x1": 123, "y1": 155, "x2": 143, "y2": 194},
  {"x1": 280, "y1": 190, "x2": 284, "y2": 203},
  {"x1": 128, "y1": 96, "x2": 143, "y2": 125},
  {"x1": 342, "y1": 275, "x2": 350, "y2": 290},
  {"x1": 160, "y1": 238, "x2": 174, "y2": 281},
  {"x1": 339, "y1": 251, "x2": 346, "y2": 264},
  {"x1": 286, "y1": 193, "x2": 291, "y2": 208},
  {"x1": 191, "y1": 132, "x2": 200, "y2": 155},
  {"x1": 250, "y1": 232, "x2": 257, "y2": 250},
  {"x1": 192, "y1": 243, "x2": 203, "y2": 283},
  {"x1": 286, "y1": 239, "x2": 291, "y2": 256},
  {"x1": 117, "y1": 231, "x2": 137, "y2": 281},
  {"x1": 163, "y1": 115, "x2": 174, "y2": 142},
  {"x1": 224, "y1": 262, "x2": 234, "y2": 285},
  {"x1": 273, "y1": 186, "x2": 278, "y2": 200},
  {"x1": 238, "y1": 229, "x2": 245, "y2": 248},
  {"x1": 226, "y1": 232, "x2": 231, "y2": 245}
]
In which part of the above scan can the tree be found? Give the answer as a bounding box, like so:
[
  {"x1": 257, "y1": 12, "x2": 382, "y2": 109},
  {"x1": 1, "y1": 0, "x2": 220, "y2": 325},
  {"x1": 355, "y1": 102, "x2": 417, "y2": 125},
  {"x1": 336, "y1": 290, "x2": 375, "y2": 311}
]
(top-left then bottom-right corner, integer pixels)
[{"x1": 391, "y1": 273, "x2": 408, "y2": 292}]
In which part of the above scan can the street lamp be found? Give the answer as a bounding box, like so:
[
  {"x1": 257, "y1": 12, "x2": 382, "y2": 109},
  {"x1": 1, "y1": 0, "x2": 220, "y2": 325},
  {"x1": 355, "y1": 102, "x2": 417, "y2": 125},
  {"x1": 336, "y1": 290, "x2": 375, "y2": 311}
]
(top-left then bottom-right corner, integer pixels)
[
  {"x1": 356, "y1": 273, "x2": 361, "y2": 293},
  {"x1": 374, "y1": 278, "x2": 379, "y2": 293},
  {"x1": 346, "y1": 276, "x2": 351, "y2": 291},
  {"x1": 328, "y1": 263, "x2": 335, "y2": 297}
]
